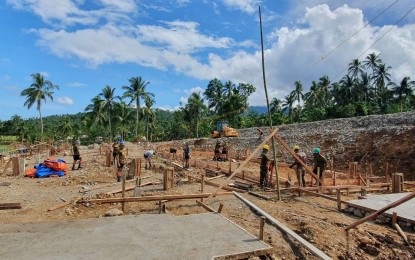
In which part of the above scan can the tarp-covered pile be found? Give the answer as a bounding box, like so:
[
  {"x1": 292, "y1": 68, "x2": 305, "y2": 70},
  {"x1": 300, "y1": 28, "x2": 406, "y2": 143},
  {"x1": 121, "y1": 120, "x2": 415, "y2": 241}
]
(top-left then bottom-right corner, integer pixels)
[{"x1": 25, "y1": 157, "x2": 69, "y2": 178}]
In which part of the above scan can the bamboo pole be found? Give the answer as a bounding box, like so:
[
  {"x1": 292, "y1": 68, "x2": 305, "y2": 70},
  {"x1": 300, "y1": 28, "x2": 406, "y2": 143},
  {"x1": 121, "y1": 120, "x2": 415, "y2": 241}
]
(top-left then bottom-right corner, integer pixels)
[{"x1": 259, "y1": 6, "x2": 280, "y2": 200}]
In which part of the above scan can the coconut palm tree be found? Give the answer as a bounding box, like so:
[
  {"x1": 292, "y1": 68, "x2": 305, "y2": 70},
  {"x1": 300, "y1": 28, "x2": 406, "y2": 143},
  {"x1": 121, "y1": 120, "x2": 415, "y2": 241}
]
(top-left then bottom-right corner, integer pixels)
[
  {"x1": 363, "y1": 53, "x2": 382, "y2": 74},
  {"x1": 140, "y1": 96, "x2": 155, "y2": 141},
  {"x1": 372, "y1": 63, "x2": 392, "y2": 95},
  {"x1": 20, "y1": 73, "x2": 59, "y2": 138},
  {"x1": 290, "y1": 81, "x2": 304, "y2": 121},
  {"x1": 185, "y1": 92, "x2": 207, "y2": 137},
  {"x1": 122, "y1": 76, "x2": 153, "y2": 137},
  {"x1": 113, "y1": 101, "x2": 135, "y2": 140},
  {"x1": 282, "y1": 93, "x2": 295, "y2": 123},
  {"x1": 98, "y1": 85, "x2": 117, "y2": 141},
  {"x1": 348, "y1": 58, "x2": 364, "y2": 81},
  {"x1": 389, "y1": 77, "x2": 415, "y2": 112}
]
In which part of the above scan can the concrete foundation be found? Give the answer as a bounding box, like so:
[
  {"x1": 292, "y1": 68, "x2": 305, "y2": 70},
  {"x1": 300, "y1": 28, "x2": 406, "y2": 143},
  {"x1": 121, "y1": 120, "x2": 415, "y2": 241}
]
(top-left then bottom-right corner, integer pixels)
[
  {"x1": 0, "y1": 213, "x2": 272, "y2": 259},
  {"x1": 345, "y1": 192, "x2": 415, "y2": 228}
]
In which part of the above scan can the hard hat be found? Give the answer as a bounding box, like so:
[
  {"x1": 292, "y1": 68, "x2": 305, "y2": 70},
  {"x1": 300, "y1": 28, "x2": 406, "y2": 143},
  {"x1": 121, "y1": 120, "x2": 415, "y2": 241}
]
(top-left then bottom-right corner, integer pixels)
[
  {"x1": 313, "y1": 147, "x2": 320, "y2": 154},
  {"x1": 293, "y1": 145, "x2": 299, "y2": 150},
  {"x1": 263, "y1": 145, "x2": 269, "y2": 150}
]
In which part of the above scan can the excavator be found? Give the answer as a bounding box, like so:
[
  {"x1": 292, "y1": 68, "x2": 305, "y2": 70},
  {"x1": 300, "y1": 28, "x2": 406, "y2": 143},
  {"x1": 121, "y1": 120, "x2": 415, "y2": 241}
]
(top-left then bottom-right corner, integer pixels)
[{"x1": 211, "y1": 121, "x2": 239, "y2": 138}]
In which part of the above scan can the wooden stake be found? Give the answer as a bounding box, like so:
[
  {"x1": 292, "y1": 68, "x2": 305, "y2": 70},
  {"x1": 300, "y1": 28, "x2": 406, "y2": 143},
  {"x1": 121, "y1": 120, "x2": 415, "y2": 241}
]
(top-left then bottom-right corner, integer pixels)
[
  {"x1": 259, "y1": 216, "x2": 265, "y2": 240},
  {"x1": 337, "y1": 189, "x2": 341, "y2": 211},
  {"x1": 392, "y1": 211, "x2": 410, "y2": 245},
  {"x1": 201, "y1": 174, "x2": 205, "y2": 202},
  {"x1": 121, "y1": 173, "x2": 126, "y2": 212},
  {"x1": 218, "y1": 203, "x2": 224, "y2": 213},
  {"x1": 12, "y1": 156, "x2": 20, "y2": 176},
  {"x1": 331, "y1": 158, "x2": 335, "y2": 186},
  {"x1": 385, "y1": 162, "x2": 389, "y2": 182}
]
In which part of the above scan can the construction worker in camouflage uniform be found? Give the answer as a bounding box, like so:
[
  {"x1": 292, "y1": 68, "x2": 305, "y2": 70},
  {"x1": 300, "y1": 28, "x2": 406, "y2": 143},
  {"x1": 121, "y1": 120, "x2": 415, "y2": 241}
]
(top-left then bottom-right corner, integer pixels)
[
  {"x1": 312, "y1": 147, "x2": 327, "y2": 186},
  {"x1": 260, "y1": 145, "x2": 271, "y2": 189},
  {"x1": 289, "y1": 145, "x2": 308, "y2": 187},
  {"x1": 116, "y1": 140, "x2": 127, "y2": 182}
]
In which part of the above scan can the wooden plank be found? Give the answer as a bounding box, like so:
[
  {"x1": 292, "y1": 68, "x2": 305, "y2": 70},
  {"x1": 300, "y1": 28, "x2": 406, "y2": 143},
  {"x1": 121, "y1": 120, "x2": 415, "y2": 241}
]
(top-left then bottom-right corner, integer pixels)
[
  {"x1": 233, "y1": 192, "x2": 331, "y2": 260},
  {"x1": 296, "y1": 188, "x2": 347, "y2": 203},
  {"x1": 248, "y1": 191, "x2": 271, "y2": 200},
  {"x1": 105, "y1": 181, "x2": 161, "y2": 195},
  {"x1": 83, "y1": 192, "x2": 233, "y2": 204},
  {"x1": 196, "y1": 200, "x2": 216, "y2": 212},
  {"x1": 0, "y1": 202, "x2": 22, "y2": 210},
  {"x1": 345, "y1": 191, "x2": 415, "y2": 231}
]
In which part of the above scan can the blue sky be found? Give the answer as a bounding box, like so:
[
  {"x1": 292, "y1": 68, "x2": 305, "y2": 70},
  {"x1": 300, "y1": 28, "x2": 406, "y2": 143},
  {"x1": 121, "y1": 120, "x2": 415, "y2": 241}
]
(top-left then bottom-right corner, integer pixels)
[{"x1": 0, "y1": 0, "x2": 414, "y2": 120}]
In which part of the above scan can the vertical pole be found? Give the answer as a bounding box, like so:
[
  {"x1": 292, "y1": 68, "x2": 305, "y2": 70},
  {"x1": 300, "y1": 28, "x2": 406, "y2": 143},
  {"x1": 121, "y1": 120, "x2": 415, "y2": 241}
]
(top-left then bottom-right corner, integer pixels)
[
  {"x1": 201, "y1": 174, "x2": 205, "y2": 202},
  {"x1": 138, "y1": 158, "x2": 141, "y2": 177},
  {"x1": 229, "y1": 160, "x2": 232, "y2": 175},
  {"x1": 121, "y1": 173, "x2": 126, "y2": 212},
  {"x1": 259, "y1": 216, "x2": 266, "y2": 241},
  {"x1": 331, "y1": 158, "x2": 335, "y2": 186},
  {"x1": 218, "y1": 203, "x2": 224, "y2": 213},
  {"x1": 347, "y1": 162, "x2": 351, "y2": 184},
  {"x1": 259, "y1": 5, "x2": 280, "y2": 200},
  {"x1": 12, "y1": 156, "x2": 20, "y2": 176},
  {"x1": 385, "y1": 162, "x2": 389, "y2": 182},
  {"x1": 337, "y1": 189, "x2": 342, "y2": 211}
]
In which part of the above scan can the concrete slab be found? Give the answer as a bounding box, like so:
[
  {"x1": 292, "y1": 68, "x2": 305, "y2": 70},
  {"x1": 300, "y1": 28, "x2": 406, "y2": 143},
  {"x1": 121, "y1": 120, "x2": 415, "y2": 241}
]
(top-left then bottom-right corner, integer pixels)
[
  {"x1": 346, "y1": 192, "x2": 415, "y2": 224},
  {"x1": 0, "y1": 213, "x2": 272, "y2": 260}
]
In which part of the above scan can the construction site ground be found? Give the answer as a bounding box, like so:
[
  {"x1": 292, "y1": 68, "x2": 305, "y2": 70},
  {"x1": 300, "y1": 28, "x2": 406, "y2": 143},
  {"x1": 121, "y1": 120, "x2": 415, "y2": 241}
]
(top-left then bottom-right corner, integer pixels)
[{"x1": 1, "y1": 142, "x2": 415, "y2": 259}]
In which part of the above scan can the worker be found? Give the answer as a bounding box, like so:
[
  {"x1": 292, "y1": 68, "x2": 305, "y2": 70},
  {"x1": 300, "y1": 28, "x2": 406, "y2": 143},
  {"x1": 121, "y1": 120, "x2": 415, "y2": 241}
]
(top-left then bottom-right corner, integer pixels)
[
  {"x1": 112, "y1": 139, "x2": 120, "y2": 166},
  {"x1": 144, "y1": 149, "x2": 156, "y2": 169},
  {"x1": 116, "y1": 140, "x2": 127, "y2": 182},
  {"x1": 169, "y1": 147, "x2": 177, "y2": 160},
  {"x1": 312, "y1": 147, "x2": 327, "y2": 186},
  {"x1": 257, "y1": 128, "x2": 264, "y2": 140},
  {"x1": 260, "y1": 145, "x2": 272, "y2": 189},
  {"x1": 183, "y1": 143, "x2": 190, "y2": 169},
  {"x1": 221, "y1": 141, "x2": 229, "y2": 161},
  {"x1": 213, "y1": 140, "x2": 221, "y2": 161},
  {"x1": 72, "y1": 140, "x2": 82, "y2": 170},
  {"x1": 289, "y1": 145, "x2": 308, "y2": 187}
]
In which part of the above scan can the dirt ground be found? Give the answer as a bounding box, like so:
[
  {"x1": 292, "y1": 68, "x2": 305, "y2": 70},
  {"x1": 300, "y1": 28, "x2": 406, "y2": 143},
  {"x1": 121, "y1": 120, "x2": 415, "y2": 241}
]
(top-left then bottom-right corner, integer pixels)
[{"x1": 1, "y1": 141, "x2": 414, "y2": 259}]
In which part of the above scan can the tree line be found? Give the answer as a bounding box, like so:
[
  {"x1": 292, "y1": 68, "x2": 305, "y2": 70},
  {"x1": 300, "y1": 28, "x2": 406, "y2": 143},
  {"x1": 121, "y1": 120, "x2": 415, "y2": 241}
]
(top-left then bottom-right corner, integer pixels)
[{"x1": 0, "y1": 52, "x2": 413, "y2": 144}]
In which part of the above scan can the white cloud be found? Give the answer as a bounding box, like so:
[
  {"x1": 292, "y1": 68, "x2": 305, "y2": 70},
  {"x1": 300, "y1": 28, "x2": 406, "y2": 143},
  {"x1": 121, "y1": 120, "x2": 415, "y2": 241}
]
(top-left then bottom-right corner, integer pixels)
[
  {"x1": 3, "y1": 75, "x2": 11, "y2": 81},
  {"x1": 66, "y1": 82, "x2": 87, "y2": 88},
  {"x1": 221, "y1": 0, "x2": 259, "y2": 14},
  {"x1": 98, "y1": 0, "x2": 137, "y2": 12},
  {"x1": 23, "y1": 3, "x2": 415, "y2": 108},
  {"x1": 56, "y1": 96, "x2": 74, "y2": 105}
]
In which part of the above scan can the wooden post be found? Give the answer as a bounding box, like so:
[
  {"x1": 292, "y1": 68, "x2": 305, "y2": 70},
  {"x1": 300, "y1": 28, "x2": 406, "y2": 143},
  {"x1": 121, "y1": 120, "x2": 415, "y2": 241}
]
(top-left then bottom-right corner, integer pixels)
[
  {"x1": 121, "y1": 173, "x2": 126, "y2": 212},
  {"x1": 12, "y1": 157, "x2": 20, "y2": 176},
  {"x1": 259, "y1": 216, "x2": 265, "y2": 241},
  {"x1": 392, "y1": 173, "x2": 404, "y2": 193},
  {"x1": 106, "y1": 150, "x2": 112, "y2": 167},
  {"x1": 337, "y1": 189, "x2": 341, "y2": 211},
  {"x1": 218, "y1": 203, "x2": 224, "y2": 213},
  {"x1": 163, "y1": 167, "x2": 174, "y2": 190},
  {"x1": 228, "y1": 160, "x2": 232, "y2": 175},
  {"x1": 385, "y1": 162, "x2": 389, "y2": 182},
  {"x1": 216, "y1": 160, "x2": 219, "y2": 170},
  {"x1": 201, "y1": 174, "x2": 205, "y2": 202},
  {"x1": 347, "y1": 162, "x2": 351, "y2": 184},
  {"x1": 331, "y1": 158, "x2": 335, "y2": 186}
]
